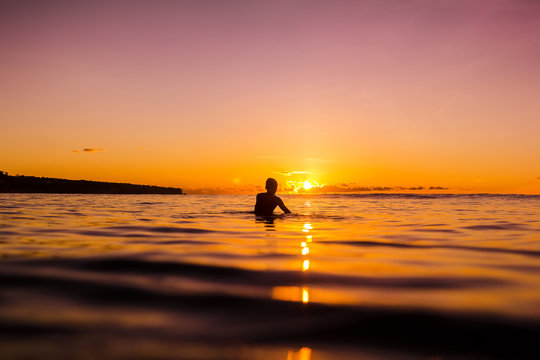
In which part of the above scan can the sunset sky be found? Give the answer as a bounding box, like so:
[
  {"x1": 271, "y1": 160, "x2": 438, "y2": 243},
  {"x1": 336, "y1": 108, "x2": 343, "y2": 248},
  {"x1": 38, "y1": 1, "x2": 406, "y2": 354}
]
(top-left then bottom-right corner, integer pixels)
[{"x1": 1, "y1": 0, "x2": 539, "y2": 194}]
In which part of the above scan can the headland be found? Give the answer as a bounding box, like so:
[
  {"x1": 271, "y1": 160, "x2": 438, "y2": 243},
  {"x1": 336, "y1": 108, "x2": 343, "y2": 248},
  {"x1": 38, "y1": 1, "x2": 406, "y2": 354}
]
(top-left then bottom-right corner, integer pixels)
[{"x1": 0, "y1": 171, "x2": 182, "y2": 194}]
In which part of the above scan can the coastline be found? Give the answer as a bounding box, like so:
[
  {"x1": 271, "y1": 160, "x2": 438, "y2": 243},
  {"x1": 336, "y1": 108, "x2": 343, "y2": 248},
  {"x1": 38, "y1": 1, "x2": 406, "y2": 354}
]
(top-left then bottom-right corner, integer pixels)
[{"x1": 0, "y1": 173, "x2": 182, "y2": 195}]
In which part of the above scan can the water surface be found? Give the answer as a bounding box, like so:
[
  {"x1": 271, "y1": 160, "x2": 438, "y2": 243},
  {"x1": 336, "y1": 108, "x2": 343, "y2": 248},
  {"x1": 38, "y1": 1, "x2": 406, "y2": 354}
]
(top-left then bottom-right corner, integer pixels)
[{"x1": 1, "y1": 194, "x2": 539, "y2": 359}]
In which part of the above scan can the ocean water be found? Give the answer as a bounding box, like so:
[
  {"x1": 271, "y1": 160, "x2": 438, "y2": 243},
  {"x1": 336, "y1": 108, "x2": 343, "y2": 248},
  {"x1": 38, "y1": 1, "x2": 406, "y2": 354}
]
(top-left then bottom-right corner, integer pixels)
[{"x1": 1, "y1": 193, "x2": 539, "y2": 359}]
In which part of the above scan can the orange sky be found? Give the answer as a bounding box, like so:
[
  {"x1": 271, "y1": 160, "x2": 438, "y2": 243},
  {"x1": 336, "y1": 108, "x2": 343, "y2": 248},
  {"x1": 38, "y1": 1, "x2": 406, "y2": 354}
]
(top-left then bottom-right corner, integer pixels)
[{"x1": 1, "y1": 1, "x2": 539, "y2": 194}]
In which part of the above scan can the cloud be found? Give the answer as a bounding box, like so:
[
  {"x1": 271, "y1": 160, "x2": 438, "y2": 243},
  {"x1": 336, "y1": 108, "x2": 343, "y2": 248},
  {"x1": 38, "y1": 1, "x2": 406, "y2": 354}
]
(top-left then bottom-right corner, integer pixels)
[
  {"x1": 184, "y1": 183, "x2": 450, "y2": 195},
  {"x1": 537, "y1": 177, "x2": 540, "y2": 180},
  {"x1": 73, "y1": 148, "x2": 105, "y2": 153},
  {"x1": 315, "y1": 185, "x2": 449, "y2": 193},
  {"x1": 278, "y1": 171, "x2": 310, "y2": 176}
]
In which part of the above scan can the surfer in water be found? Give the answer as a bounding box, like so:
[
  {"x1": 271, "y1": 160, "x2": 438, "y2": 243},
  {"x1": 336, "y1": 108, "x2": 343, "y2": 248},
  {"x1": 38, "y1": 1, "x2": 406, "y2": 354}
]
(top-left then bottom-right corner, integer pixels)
[{"x1": 254, "y1": 178, "x2": 291, "y2": 216}]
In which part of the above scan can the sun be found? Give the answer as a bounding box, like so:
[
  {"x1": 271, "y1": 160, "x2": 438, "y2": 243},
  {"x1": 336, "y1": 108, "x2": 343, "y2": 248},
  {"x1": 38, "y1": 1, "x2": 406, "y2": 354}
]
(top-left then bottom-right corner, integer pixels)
[{"x1": 286, "y1": 178, "x2": 324, "y2": 193}]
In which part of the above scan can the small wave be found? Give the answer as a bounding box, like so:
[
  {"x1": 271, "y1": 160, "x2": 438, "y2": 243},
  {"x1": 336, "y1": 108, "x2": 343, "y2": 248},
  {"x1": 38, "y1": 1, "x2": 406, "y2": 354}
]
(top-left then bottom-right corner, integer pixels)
[
  {"x1": 0, "y1": 263, "x2": 539, "y2": 358},
  {"x1": 105, "y1": 225, "x2": 215, "y2": 234},
  {"x1": 220, "y1": 210, "x2": 256, "y2": 215},
  {"x1": 60, "y1": 211, "x2": 84, "y2": 216},
  {"x1": 216, "y1": 210, "x2": 346, "y2": 220},
  {"x1": 411, "y1": 228, "x2": 461, "y2": 233},
  {"x1": 463, "y1": 224, "x2": 530, "y2": 231},
  {"x1": 27, "y1": 228, "x2": 155, "y2": 238},
  {"x1": 75, "y1": 230, "x2": 155, "y2": 237},
  {"x1": 125, "y1": 239, "x2": 218, "y2": 245},
  {"x1": 178, "y1": 251, "x2": 295, "y2": 259},
  {"x1": 0, "y1": 211, "x2": 22, "y2": 215},
  {"x1": 4, "y1": 256, "x2": 508, "y2": 290},
  {"x1": 324, "y1": 240, "x2": 540, "y2": 258},
  {"x1": 487, "y1": 264, "x2": 540, "y2": 274},
  {"x1": 293, "y1": 213, "x2": 346, "y2": 220},
  {"x1": 26, "y1": 225, "x2": 215, "y2": 237}
]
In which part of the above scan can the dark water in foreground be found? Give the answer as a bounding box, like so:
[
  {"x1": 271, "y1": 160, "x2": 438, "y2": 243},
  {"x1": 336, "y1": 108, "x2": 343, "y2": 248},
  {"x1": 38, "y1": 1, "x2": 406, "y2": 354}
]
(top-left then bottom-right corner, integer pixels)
[{"x1": 1, "y1": 194, "x2": 539, "y2": 359}]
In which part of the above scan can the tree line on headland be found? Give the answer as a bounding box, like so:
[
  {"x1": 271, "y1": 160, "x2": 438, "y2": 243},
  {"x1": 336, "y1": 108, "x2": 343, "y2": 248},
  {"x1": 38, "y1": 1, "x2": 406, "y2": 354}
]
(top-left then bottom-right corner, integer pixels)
[{"x1": 0, "y1": 171, "x2": 182, "y2": 194}]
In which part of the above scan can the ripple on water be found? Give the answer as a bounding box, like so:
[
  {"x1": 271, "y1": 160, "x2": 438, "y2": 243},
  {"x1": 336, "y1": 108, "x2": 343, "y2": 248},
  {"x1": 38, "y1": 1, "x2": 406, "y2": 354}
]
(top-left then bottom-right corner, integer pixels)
[
  {"x1": 323, "y1": 240, "x2": 540, "y2": 258},
  {"x1": 463, "y1": 223, "x2": 530, "y2": 231},
  {"x1": 105, "y1": 225, "x2": 215, "y2": 233}
]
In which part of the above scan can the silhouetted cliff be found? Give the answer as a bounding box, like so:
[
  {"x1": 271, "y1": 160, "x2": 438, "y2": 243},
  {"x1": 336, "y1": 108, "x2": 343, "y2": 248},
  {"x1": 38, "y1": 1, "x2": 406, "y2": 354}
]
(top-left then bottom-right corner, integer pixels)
[{"x1": 0, "y1": 171, "x2": 182, "y2": 194}]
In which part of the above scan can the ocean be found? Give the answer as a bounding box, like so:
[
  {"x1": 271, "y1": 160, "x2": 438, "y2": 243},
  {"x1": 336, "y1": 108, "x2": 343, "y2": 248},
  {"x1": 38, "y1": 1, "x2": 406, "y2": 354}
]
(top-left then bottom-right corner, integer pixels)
[{"x1": 1, "y1": 193, "x2": 539, "y2": 359}]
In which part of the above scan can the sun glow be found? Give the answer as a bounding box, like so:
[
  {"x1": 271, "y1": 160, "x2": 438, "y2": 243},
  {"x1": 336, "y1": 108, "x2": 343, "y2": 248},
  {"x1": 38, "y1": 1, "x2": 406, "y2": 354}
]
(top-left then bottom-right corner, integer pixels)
[{"x1": 287, "y1": 179, "x2": 325, "y2": 193}]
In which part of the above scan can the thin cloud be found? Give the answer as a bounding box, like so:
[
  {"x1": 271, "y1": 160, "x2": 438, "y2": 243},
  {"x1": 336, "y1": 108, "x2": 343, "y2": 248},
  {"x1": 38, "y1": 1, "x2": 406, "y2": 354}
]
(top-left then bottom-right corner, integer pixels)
[
  {"x1": 73, "y1": 148, "x2": 105, "y2": 153},
  {"x1": 317, "y1": 185, "x2": 449, "y2": 193},
  {"x1": 184, "y1": 183, "x2": 451, "y2": 195},
  {"x1": 278, "y1": 171, "x2": 310, "y2": 176}
]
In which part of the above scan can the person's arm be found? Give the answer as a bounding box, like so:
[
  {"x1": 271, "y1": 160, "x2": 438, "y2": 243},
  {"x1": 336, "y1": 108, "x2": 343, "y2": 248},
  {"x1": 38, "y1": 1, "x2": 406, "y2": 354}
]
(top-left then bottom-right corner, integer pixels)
[
  {"x1": 254, "y1": 193, "x2": 262, "y2": 213},
  {"x1": 277, "y1": 197, "x2": 291, "y2": 214}
]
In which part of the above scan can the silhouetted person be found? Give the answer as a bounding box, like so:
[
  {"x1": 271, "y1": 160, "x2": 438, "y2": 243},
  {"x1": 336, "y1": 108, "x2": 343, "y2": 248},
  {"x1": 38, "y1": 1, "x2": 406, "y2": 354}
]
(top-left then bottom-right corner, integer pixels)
[{"x1": 254, "y1": 178, "x2": 291, "y2": 216}]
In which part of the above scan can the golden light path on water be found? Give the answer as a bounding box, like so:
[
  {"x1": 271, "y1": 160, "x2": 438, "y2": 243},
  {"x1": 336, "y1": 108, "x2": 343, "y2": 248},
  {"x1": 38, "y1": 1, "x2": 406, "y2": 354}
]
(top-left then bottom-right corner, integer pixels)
[
  {"x1": 301, "y1": 220, "x2": 312, "y2": 304},
  {"x1": 270, "y1": 200, "x2": 314, "y2": 358},
  {"x1": 287, "y1": 347, "x2": 312, "y2": 360},
  {"x1": 269, "y1": 223, "x2": 312, "y2": 296},
  {"x1": 294, "y1": 206, "x2": 313, "y2": 358},
  {"x1": 286, "y1": 220, "x2": 313, "y2": 359}
]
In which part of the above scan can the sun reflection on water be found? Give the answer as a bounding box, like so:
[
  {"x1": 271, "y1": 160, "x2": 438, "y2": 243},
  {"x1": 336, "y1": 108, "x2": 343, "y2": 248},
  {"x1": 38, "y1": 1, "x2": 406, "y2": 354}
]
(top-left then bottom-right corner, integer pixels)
[
  {"x1": 301, "y1": 223, "x2": 312, "y2": 273},
  {"x1": 302, "y1": 287, "x2": 309, "y2": 303},
  {"x1": 301, "y1": 222, "x2": 311, "y2": 302},
  {"x1": 271, "y1": 221, "x2": 312, "y2": 303},
  {"x1": 286, "y1": 347, "x2": 312, "y2": 360}
]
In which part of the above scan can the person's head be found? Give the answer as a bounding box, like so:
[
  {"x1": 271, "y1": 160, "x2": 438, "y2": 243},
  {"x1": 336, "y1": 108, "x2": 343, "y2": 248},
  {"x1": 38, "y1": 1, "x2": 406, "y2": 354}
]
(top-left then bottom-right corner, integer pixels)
[{"x1": 265, "y1": 178, "x2": 278, "y2": 194}]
